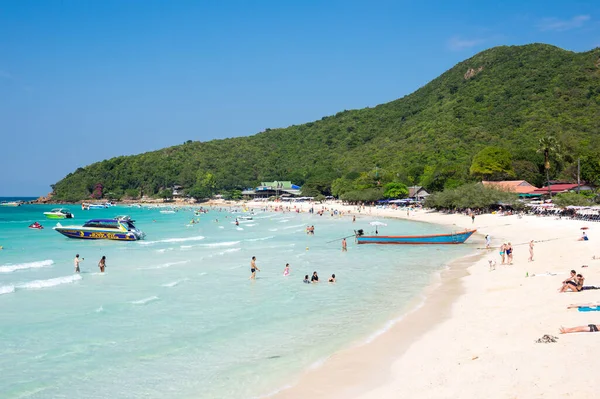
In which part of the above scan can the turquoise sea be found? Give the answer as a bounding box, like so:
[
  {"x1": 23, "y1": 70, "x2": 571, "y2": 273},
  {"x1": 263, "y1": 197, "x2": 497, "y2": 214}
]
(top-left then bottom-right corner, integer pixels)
[{"x1": 0, "y1": 201, "x2": 472, "y2": 398}]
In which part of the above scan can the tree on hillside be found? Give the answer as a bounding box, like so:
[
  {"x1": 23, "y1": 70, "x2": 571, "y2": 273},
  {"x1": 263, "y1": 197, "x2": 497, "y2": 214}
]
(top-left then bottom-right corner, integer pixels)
[
  {"x1": 383, "y1": 182, "x2": 409, "y2": 199},
  {"x1": 537, "y1": 136, "x2": 562, "y2": 197},
  {"x1": 469, "y1": 147, "x2": 515, "y2": 181}
]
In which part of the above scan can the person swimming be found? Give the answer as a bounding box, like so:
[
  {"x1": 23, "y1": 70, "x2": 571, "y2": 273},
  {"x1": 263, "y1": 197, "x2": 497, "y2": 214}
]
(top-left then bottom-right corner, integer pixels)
[
  {"x1": 328, "y1": 274, "x2": 336, "y2": 283},
  {"x1": 303, "y1": 275, "x2": 310, "y2": 284},
  {"x1": 311, "y1": 271, "x2": 319, "y2": 282},
  {"x1": 283, "y1": 263, "x2": 290, "y2": 276}
]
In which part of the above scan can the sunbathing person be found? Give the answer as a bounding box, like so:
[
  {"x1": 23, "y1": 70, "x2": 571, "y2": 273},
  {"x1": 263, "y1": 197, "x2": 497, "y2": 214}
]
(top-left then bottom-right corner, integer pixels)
[
  {"x1": 559, "y1": 270, "x2": 578, "y2": 291},
  {"x1": 560, "y1": 274, "x2": 584, "y2": 293},
  {"x1": 560, "y1": 324, "x2": 599, "y2": 334}
]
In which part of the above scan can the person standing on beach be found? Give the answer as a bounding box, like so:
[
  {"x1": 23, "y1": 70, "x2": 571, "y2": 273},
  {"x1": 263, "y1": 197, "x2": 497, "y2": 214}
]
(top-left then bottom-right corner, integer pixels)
[
  {"x1": 485, "y1": 235, "x2": 491, "y2": 249},
  {"x1": 471, "y1": 213, "x2": 475, "y2": 224},
  {"x1": 98, "y1": 256, "x2": 106, "y2": 273},
  {"x1": 249, "y1": 256, "x2": 260, "y2": 280},
  {"x1": 528, "y1": 240, "x2": 535, "y2": 262},
  {"x1": 352, "y1": 215, "x2": 356, "y2": 223},
  {"x1": 506, "y1": 242, "x2": 514, "y2": 264},
  {"x1": 74, "y1": 254, "x2": 83, "y2": 273},
  {"x1": 499, "y1": 244, "x2": 506, "y2": 265},
  {"x1": 342, "y1": 238, "x2": 347, "y2": 252}
]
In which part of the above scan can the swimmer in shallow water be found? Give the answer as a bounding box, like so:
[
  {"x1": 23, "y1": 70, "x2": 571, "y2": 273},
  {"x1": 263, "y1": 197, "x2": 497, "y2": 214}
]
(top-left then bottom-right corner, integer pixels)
[
  {"x1": 303, "y1": 275, "x2": 310, "y2": 284},
  {"x1": 283, "y1": 263, "x2": 290, "y2": 276},
  {"x1": 328, "y1": 274, "x2": 336, "y2": 283},
  {"x1": 98, "y1": 256, "x2": 106, "y2": 273}
]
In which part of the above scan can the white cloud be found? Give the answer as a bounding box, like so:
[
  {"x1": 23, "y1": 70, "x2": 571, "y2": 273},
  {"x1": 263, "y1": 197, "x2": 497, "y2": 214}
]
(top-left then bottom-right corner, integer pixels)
[
  {"x1": 447, "y1": 36, "x2": 486, "y2": 51},
  {"x1": 537, "y1": 15, "x2": 590, "y2": 32}
]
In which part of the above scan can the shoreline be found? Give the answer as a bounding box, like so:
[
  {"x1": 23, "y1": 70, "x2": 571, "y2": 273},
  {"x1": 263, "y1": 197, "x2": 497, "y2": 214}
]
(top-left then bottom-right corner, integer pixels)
[{"x1": 262, "y1": 204, "x2": 600, "y2": 399}]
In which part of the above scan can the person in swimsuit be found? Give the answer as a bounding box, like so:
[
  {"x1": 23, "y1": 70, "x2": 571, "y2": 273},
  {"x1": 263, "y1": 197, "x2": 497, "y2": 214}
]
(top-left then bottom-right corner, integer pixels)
[
  {"x1": 560, "y1": 270, "x2": 578, "y2": 291},
  {"x1": 485, "y1": 235, "x2": 491, "y2": 249},
  {"x1": 98, "y1": 256, "x2": 106, "y2": 273},
  {"x1": 283, "y1": 263, "x2": 290, "y2": 276},
  {"x1": 528, "y1": 240, "x2": 535, "y2": 262},
  {"x1": 499, "y1": 244, "x2": 506, "y2": 265},
  {"x1": 328, "y1": 274, "x2": 336, "y2": 283},
  {"x1": 249, "y1": 256, "x2": 260, "y2": 280},
  {"x1": 341, "y1": 238, "x2": 347, "y2": 252},
  {"x1": 311, "y1": 271, "x2": 319, "y2": 283},
  {"x1": 578, "y1": 232, "x2": 589, "y2": 241},
  {"x1": 74, "y1": 254, "x2": 83, "y2": 273},
  {"x1": 506, "y1": 242, "x2": 513, "y2": 265},
  {"x1": 561, "y1": 274, "x2": 584, "y2": 292},
  {"x1": 560, "y1": 324, "x2": 599, "y2": 334},
  {"x1": 303, "y1": 275, "x2": 311, "y2": 284}
]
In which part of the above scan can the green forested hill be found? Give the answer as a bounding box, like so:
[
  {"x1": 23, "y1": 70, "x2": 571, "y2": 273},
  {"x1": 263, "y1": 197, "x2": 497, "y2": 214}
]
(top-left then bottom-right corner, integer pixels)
[{"x1": 53, "y1": 44, "x2": 600, "y2": 201}]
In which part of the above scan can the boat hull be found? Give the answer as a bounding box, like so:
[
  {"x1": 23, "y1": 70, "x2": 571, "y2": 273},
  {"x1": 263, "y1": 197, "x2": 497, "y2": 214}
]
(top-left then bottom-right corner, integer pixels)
[
  {"x1": 357, "y1": 229, "x2": 476, "y2": 244},
  {"x1": 53, "y1": 228, "x2": 141, "y2": 241},
  {"x1": 45, "y1": 214, "x2": 67, "y2": 219}
]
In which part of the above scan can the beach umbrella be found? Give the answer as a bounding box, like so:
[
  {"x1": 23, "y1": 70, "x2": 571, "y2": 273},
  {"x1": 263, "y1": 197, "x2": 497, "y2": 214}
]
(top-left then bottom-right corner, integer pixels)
[{"x1": 369, "y1": 221, "x2": 387, "y2": 226}]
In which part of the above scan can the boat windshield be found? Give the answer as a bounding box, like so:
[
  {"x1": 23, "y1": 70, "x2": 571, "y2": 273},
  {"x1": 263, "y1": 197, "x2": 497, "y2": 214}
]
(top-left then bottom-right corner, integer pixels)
[
  {"x1": 82, "y1": 220, "x2": 122, "y2": 229},
  {"x1": 125, "y1": 221, "x2": 137, "y2": 230}
]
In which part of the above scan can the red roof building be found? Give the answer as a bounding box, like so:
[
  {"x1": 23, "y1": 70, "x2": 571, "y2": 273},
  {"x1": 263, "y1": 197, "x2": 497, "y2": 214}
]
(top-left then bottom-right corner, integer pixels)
[{"x1": 482, "y1": 180, "x2": 539, "y2": 194}]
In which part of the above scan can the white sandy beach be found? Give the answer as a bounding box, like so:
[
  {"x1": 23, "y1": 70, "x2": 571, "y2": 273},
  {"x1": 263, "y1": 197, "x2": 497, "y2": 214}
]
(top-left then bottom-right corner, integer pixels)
[{"x1": 235, "y1": 202, "x2": 600, "y2": 399}]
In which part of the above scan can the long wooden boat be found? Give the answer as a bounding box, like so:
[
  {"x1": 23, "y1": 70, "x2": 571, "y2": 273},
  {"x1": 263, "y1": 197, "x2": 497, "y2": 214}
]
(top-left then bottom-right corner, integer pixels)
[{"x1": 356, "y1": 229, "x2": 476, "y2": 245}]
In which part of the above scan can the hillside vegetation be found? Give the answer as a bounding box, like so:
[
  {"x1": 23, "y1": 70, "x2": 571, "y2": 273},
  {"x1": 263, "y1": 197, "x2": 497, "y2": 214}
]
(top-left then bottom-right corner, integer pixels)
[{"x1": 52, "y1": 44, "x2": 600, "y2": 201}]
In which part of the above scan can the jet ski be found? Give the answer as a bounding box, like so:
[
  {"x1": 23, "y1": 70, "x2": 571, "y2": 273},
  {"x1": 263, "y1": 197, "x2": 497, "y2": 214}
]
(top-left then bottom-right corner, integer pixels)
[{"x1": 29, "y1": 222, "x2": 44, "y2": 230}]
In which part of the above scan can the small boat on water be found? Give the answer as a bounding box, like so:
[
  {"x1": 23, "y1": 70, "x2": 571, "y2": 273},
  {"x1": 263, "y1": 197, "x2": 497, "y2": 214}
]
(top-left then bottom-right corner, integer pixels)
[
  {"x1": 29, "y1": 222, "x2": 44, "y2": 230},
  {"x1": 82, "y1": 203, "x2": 107, "y2": 210},
  {"x1": 355, "y1": 229, "x2": 476, "y2": 245},
  {"x1": 53, "y1": 218, "x2": 146, "y2": 241},
  {"x1": 1, "y1": 201, "x2": 21, "y2": 207},
  {"x1": 44, "y1": 208, "x2": 74, "y2": 219}
]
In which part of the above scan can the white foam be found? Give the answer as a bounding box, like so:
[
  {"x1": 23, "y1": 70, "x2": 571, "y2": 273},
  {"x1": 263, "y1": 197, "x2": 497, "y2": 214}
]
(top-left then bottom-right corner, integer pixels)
[
  {"x1": 244, "y1": 223, "x2": 256, "y2": 227},
  {"x1": 130, "y1": 296, "x2": 159, "y2": 305},
  {"x1": 218, "y1": 248, "x2": 241, "y2": 256},
  {"x1": 278, "y1": 219, "x2": 291, "y2": 223},
  {"x1": 282, "y1": 223, "x2": 305, "y2": 230},
  {"x1": 268, "y1": 228, "x2": 278, "y2": 232},
  {"x1": 155, "y1": 248, "x2": 174, "y2": 253},
  {"x1": 139, "y1": 260, "x2": 190, "y2": 270},
  {"x1": 95, "y1": 306, "x2": 104, "y2": 312},
  {"x1": 0, "y1": 259, "x2": 54, "y2": 273},
  {"x1": 161, "y1": 278, "x2": 190, "y2": 287},
  {"x1": 245, "y1": 236, "x2": 274, "y2": 242},
  {"x1": 200, "y1": 241, "x2": 240, "y2": 248},
  {"x1": 19, "y1": 274, "x2": 82, "y2": 290},
  {"x1": 198, "y1": 272, "x2": 207, "y2": 276},
  {"x1": 236, "y1": 227, "x2": 244, "y2": 231},
  {"x1": 0, "y1": 285, "x2": 15, "y2": 295},
  {"x1": 139, "y1": 236, "x2": 205, "y2": 245},
  {"x1": 218, "y1": 226, "x2": 225, "y2": 229}
]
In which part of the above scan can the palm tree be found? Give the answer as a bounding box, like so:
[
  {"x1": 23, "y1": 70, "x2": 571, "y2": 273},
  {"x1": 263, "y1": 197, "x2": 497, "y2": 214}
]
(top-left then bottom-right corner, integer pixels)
[{"x1": 537, "y1": 136, "x2": 562, "y2": 198}]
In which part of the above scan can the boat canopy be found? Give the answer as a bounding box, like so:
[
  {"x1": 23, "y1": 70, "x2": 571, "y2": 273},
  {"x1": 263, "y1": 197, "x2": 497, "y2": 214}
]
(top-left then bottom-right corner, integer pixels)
[{"x1": 82, "y1": 219, "x2": 135, "y2": 230}]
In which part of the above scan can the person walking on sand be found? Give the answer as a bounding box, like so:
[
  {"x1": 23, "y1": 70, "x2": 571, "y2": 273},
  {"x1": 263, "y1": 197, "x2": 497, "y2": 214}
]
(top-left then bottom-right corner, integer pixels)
[
  {"x1": 528, "y1": 240, "x2": 535, "y2": 262},
  {"x1": 74, "y1": 254, "x2": 83, "y2": 273},
  {"x1": 249, "y1": 256, "x2": 260, "y2": 280},
  {"x1": 98, "y1": 256, "x2": 106, "y2": 273},
  {"x1": 341, "y1": 238, "x2": 347, "y2": 252}
]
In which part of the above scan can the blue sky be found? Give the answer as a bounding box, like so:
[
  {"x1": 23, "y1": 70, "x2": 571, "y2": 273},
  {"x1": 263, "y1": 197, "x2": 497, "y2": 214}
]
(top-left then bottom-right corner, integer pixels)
[{"x1": 0, "y1": 0, "x2": 598, "y2": 196}]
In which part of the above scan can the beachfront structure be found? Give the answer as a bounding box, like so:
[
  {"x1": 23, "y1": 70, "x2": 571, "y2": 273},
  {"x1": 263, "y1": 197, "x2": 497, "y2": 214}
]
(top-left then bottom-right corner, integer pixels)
[
  {"x1": 408, "y1": 186, "x2": 430, "y2": 200},
  {"x1": 242, "y1": 181, "x2": 302, "y2": 199},
  {"x1": 529, "y1": 182, "x2": 594, "y2": 196},
  {"x1": 482, "y1": 180, "x2": 540, "y2": 197}
]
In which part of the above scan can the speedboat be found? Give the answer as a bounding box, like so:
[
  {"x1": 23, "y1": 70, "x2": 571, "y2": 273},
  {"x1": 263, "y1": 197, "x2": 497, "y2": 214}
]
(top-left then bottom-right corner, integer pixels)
[
  {"x1": 1, "y1": 201, "x2": 21, "y2": 207},
  {"x1": 29, "y1": 222, "x2": 44, "y2": 229},
  {"x1": 53, "y1": 218, "x2": 145, "y2": 241},
  {"x1": 114, "y1": 215, "x2": 135, "y2": 222},
  {"x1": 83, "y1": 203, "x2": 106, "y2": 210},
  {"x1": 44, "y1": 208, "x2": 74, "y2": 219}
]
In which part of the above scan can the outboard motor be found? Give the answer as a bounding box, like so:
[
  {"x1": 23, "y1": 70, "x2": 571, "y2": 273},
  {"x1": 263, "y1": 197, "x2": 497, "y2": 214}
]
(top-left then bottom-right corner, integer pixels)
[{"x1": 355, "y1": 229, "x2": 364, "y2": 236}]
